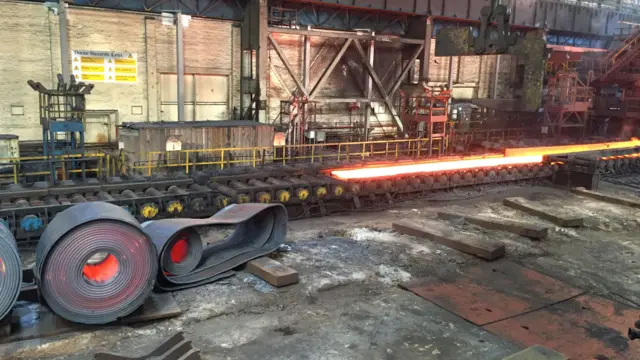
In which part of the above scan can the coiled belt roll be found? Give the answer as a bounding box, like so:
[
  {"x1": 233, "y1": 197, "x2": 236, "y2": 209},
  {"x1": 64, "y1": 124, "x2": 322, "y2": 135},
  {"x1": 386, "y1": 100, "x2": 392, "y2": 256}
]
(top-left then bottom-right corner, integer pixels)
[
  {"x1": 0, "y1": 223, "x2": 21, "y2": 321},
  {"x1": 143, "y1": 203, "x2": 287, "y2": 291},
  {"x1": 36, "y1": 202, "x2": 158, "y2": 324}
]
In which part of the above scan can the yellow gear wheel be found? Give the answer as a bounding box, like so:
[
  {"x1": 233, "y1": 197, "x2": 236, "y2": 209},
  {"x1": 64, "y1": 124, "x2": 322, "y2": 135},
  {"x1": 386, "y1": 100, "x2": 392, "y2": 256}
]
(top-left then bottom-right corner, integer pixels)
[
  {"x1": 277, "y1": 190, "x2": 291, "y2": 203},
  {"x1": 166, "y1": 201, "x2": 184, "y2": 216},
  {"x1": 140, "y1": 203, "x2": 159, "y2": 219},
  {"x1": 297, "y1": 188, "x2": 309, "y2": 201},
  {"x1": 216, "y1": 196, "x2": 230, "y2": 209},
  {"x1": 256, "y1": 192, "x2": 272, "y2": 204},
  {"x1": 316, "y1": 186, "x2": 327, "y2": 198},
  {"x1": 333, "y1": 185, "x2": 344, "y2": 197}
]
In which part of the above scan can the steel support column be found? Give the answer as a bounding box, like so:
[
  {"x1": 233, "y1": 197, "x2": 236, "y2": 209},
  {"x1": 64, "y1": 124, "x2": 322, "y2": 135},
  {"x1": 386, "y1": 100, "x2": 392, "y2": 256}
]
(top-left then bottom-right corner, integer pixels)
[
  {"x1": 353, "y1": 40, "x2": 403, "y2": 133},
  {"x1": 389, "y1": 44, "x2": 425, "y2": 97},
  {"x1": 421, "y1": 17, "x2": 433, "y2": 82},
  {"x1": 241, "y1": 0, "x2": 267, "y2": 121},
  {"x1": 269, "y1": 34, "x2": 310, "y2": 97},
  {"x1": 303, "y1": 35, "x2": 311, "y2": 90},
  {"x1": 364, "y1": 40, "x2": 374, "y2": 141},
  {"x1": 59, "y1": 0, "x2": 70, "y2": 82},
  {"x1": 176, "y1": 11, "x2": 185, "y2": 122},
  {"x1": 447, "y1": 57, "x2": 454, "y2": 91},
  {"x1": 309, "y1": 39, "x2": 352, "y2": 99},
  {"x1": 493, "y1": 55, "x2": 500, "y2": 99}
]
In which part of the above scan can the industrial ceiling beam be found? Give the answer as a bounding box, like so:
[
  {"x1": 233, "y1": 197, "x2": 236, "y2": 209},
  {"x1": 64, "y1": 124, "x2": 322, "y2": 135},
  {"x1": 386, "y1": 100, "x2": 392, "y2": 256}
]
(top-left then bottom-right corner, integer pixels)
[
  {"x1": 268, "y1": 27, "x2": 424, "y2": 44},
  {"x1": 268, "y1": 33, "x2": 310, "y2": 97},
  {"x1": 308, "y1": 39, "x2": 352, "y2": 100},
  {"x1": 352, "y1": 40, "x2": 404, "y2": 132},
  {"x1": 388, "y1": 43, "x2": 424, "y2": 97}
]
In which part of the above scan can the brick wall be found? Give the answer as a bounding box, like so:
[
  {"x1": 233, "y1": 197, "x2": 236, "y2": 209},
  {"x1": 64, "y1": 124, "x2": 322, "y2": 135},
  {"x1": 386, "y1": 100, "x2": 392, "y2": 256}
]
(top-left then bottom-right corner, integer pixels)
[
  {"x1": 0, "y1": 1, "x2": 238, "y2": 141},
  {"x1": 0, "y1": 2, "x2": 59, "y2": 140}
]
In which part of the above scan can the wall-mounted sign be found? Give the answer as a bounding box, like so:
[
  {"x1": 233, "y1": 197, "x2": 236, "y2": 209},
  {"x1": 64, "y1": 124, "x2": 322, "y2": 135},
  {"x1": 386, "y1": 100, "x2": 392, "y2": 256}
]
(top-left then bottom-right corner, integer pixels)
[
  {"x1": 166, "y1": 136, "x2": 182, "y2": 151},
  {"x1": 71, "y1": 50, "x2": 138, "y2": 84}
]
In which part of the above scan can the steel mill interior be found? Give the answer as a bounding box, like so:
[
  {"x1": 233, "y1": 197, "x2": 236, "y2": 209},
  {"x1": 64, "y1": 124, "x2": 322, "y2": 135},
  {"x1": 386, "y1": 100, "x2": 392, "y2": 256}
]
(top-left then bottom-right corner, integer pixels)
[{"x1": 1, "y1": 0, "x2": 640, "y2": 359}]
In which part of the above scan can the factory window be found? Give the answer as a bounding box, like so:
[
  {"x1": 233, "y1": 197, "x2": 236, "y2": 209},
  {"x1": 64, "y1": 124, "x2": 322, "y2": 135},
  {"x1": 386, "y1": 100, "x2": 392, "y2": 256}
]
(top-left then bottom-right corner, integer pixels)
[
  {"x1": 160, "y1": 74, "x2": 229, "y2": 121},
  {"x1": 10, "y1": 105, "x2": 24, "y2": 116},
  {"x1": 131, "y1": 106, "x2": 143, "y2": 116}
]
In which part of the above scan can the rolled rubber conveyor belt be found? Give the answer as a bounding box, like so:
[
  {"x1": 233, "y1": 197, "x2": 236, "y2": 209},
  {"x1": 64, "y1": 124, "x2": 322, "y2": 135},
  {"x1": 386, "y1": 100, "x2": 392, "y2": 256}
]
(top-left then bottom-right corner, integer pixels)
[
  {"x1": 35, "y1": 202, "x2": 158, "y2": 324},
  {"x1": 142, "y1": 203, "x2": 287, "y2": 291},
  {"x1": 0, "y1": 222, "x2": 21, "y2": 321}
]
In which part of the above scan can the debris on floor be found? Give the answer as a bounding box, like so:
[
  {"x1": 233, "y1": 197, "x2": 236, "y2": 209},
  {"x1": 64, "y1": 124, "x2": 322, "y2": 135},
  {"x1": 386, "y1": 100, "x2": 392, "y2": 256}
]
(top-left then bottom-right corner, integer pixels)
[
  {"x1": 245, "y1": 257, "x2": 299, "y2": 287},
  {"x1": 503, "y1": 197, "x2": 586, "y2": 227},
  {"x1": 393, "y1": 219, "x2": 506, "y2": 260}
]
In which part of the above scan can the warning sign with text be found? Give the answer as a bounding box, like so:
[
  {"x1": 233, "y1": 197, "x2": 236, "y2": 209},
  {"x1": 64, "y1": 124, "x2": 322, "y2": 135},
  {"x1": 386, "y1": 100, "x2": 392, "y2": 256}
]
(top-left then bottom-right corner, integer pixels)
[{"x1": 71, "y1": 50, "x2": 138, "y2": 84}]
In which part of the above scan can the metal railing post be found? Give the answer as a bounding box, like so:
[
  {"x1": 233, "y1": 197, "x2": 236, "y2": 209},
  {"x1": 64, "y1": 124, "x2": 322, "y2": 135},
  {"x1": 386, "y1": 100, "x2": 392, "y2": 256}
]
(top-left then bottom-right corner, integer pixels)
[
  {"x1": 185, "y1": 152, "x2": 190, "y2": 174},
  {"x1": 145, "y1": 153, "x2": 150, "y2": 176}
]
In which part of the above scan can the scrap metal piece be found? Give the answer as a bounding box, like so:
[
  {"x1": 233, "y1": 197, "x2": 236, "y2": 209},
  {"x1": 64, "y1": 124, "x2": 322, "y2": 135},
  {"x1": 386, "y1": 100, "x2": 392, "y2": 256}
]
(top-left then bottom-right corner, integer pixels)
[
  {"x1": 143, "y1": 203, "x2": 287, "y2": 291},
  {"x1": 94, "y1": 332, "x2": 201, "y2": 360},
  {"x1": 484, "y1": 295, "x2": 640, "y2": 359},
  {"x1": 401, "y1": 260, "x2": 583, "y2": 326}
]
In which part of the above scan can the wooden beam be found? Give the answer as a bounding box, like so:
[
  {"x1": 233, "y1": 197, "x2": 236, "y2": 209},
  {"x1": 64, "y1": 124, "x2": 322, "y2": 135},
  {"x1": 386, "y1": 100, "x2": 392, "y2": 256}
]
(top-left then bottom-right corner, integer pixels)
[
  {"x1": 268, "y1": 34, "x2": 310, "y2": 97},
  {"x1": 571, "y1": 187, "x2": 640, "y2": 208},
  {"x1": 353, "y1": 40, "x2": 404, "y2": 132},
  {"x1": 503, "y1": 197, "x2": 585, "y2": 227},
  {"x1": 388, "y1": 43, "x2": 425, "y2": 97},
  {"x1": 309, "y1": 39, "x2": 352, "y2": 100},
  {"x1": 246, "y1": 257, "x2": 299, "y2": 287},
  {"x1": 393, "y1": 220, "x2": 505, "y2": 260},
  {"x1": 437, "y1": 211, "x2": 549, "y2": 240}
]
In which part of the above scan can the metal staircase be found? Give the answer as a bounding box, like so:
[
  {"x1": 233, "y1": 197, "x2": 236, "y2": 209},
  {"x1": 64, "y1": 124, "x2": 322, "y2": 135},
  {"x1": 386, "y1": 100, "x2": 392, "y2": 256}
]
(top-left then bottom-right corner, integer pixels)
[{"x1": 596, "y1": 27, "x2": 640, "y2": 82}]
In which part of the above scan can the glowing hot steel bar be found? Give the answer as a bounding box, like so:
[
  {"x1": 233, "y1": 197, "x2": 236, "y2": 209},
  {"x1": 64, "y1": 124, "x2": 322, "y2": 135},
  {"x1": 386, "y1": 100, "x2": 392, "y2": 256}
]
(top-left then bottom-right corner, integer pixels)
[
  {"x1": 504, "y1": 139, "x2": 640, "y2": 157},
  {"x1": 330, "y1": 155, "x2": 543, "y2": 180}
]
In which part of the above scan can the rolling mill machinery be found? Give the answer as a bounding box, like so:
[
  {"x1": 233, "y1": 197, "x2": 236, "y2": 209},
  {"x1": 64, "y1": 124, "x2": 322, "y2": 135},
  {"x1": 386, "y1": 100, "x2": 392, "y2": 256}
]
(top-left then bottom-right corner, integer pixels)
[{"x1": 1, "y1": 138, "x2": 640, "y2": 246}]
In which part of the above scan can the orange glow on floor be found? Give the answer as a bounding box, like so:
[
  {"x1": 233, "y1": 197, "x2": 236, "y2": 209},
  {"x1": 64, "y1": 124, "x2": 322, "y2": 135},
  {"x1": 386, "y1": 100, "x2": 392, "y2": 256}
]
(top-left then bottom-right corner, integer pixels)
[
  {"x1": 330, "y1": 155, "x2": 544, "y2": 180},
  {"x1": 83, "y1": 254, "x2": 119, "y2": 284},
  {"x1": 504, "y1": 139, "x2": 640, "y2": 157}
]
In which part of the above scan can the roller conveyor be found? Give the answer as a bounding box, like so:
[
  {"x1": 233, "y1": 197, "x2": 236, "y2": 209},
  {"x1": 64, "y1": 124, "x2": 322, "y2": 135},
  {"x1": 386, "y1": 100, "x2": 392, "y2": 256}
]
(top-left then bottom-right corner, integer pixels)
[{"x1": 0, "y1": 146, "x2": 636, "y2": 244}]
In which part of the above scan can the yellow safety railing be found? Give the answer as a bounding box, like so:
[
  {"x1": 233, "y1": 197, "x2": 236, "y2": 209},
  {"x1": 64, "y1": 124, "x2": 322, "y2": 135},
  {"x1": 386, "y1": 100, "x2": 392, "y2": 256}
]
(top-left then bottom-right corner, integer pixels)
[
  {"x1": 0, "y1": 130, "x2": 552, "y2": 181},
  {"x1": 0, "y1": 153, "x2": 108, "y2": 184},
  {"x1": 128, "y1": 138, "x2": 444, "y2": 176}
]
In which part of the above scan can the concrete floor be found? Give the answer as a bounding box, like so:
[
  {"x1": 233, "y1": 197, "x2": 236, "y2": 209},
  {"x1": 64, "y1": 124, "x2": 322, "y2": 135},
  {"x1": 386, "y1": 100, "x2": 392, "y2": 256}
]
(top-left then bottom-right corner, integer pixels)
[{"x1": 1, "y1": 180, "x2": 639, "y2": 360}]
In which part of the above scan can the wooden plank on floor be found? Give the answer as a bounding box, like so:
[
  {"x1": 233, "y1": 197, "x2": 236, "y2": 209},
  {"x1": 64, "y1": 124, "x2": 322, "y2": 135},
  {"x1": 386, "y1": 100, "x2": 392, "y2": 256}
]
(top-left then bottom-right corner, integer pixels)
[
  {"x1": 392, "y1": 219, "x2": 505, "y2": 260},
  {"x1": 571, "y1": 187, "x2": 640, "y2": 208},
  {"x1": 503, "y1": 197, "x2": 585, "y2": 227},
  {"x1": 438, "y1": 211, "x2": 549, "y2": 240},
  {"x1": 246, "y1": 257, "x2": 299, "y2": 287},
  {"x1": 501, "y1": 346, "x2": 567, "y2": 360}
]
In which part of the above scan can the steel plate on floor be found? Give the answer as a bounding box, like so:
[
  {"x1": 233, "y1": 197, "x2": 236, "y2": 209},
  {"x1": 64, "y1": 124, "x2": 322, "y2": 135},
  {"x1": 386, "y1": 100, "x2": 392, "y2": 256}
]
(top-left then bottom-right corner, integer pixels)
[
  {"x1": 484, "y1": 295, "x2": 640, "y2": 360},
  {"x1": 400, "y1": 260, "x2": 583, "y2": 326}
]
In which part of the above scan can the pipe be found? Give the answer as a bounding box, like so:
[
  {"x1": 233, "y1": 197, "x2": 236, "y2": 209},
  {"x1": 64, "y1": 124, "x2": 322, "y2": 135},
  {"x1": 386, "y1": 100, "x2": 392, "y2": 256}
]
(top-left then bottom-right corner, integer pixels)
[
  {"x1": 176, "y1": 12, "x2": 185, "y2": 122},
  {"x1": 59, "y1": 0, "x2": 70, "y2": 82}
]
